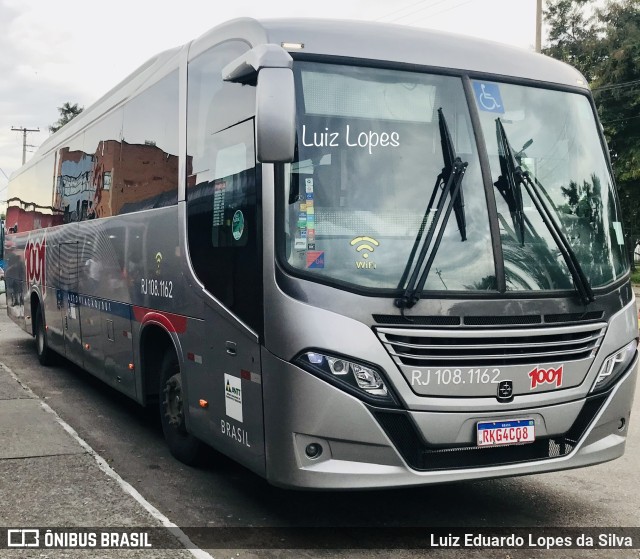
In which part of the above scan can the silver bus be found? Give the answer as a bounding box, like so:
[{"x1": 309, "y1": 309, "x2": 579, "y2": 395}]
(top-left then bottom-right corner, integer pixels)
[{"x1": 4, "y1": 18, "x2": 637, "y2": 489}]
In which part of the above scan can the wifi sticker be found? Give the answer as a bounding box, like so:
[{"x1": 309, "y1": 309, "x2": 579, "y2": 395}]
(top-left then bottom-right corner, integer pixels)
[
  {"x1": 351, "y1": 236, "x2": 379, "y2": 270},
  {"x1": 350, "y1": 236, "x2": 379, "y2": 259}
]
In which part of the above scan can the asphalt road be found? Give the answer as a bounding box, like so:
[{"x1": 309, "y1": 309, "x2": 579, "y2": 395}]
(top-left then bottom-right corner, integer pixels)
[{"x1": 0, "y1": 303, "x2": 639, "y2": 559}]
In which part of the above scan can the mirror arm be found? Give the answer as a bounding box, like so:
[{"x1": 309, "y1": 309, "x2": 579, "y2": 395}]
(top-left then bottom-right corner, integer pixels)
[{"x1": 223, "y1": 44, "x2": 293, "y2": 84}]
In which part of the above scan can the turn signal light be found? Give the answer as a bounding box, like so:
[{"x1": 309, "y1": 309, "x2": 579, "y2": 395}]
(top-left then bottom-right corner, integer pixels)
[{"x1": 199, "y1": 399, "x2": 209, "y2": 408}]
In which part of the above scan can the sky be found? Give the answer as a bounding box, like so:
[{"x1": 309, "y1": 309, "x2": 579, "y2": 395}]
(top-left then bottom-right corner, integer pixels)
[{"x1": 0, "y1": 0, "x2": 539, "y2": 211}]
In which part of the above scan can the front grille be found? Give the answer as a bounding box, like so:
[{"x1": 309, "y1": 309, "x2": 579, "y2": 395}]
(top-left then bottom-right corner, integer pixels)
[
  {"x1": 376, "y1": 323, "x2": 605, "y2": 368},
  {"x1": 372, "y1": 315, "x2": 460, "y2": 326},
  {"x1": 464, "y1": 315, "x2": 542, "y2": 326},
  {"x1": 373, "y1": 393, "x2": 608, "y2": 471},
  {"x1": 544, "y1": 311, "x2": 604, "y2": 324},
  {"x1": 372, "y1": 311, "x2": 606, "y2": 328}
]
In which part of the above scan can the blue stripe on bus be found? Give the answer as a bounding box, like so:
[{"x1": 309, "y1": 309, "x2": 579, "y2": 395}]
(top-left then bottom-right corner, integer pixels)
[{"x1": 65, "y1": 291, "x2": 132, "y2": 320}]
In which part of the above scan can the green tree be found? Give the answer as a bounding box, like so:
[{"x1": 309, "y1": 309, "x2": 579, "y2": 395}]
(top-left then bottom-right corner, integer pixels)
[
  {"x1": 543, "y1": 0, "x2": 602, "y2": 81},
  {"x1": 544, "y1": 0, "x2": 640, "y2": 268},
  {"x1": 49, "y1": 102, "x2": 83, "y2": 133}
]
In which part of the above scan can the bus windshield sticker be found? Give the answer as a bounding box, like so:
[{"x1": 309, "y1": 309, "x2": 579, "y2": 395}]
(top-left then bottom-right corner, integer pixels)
[
  {"x1": 297, "y1": 212, "x2": 307, "y2": 228},
  {"x1": 613, "y1": 222, "x2": 624, "y2": 245},
  {"x1": 212, "y1": 180, "x2": 226, "y2": 227},
  {"x1": 352, "y1": 236, "x2": 379, "y2": 270},
  {"x1": 472, "y1": 81, "x2": 505, "y2": 114},
  {"x1": 306, "y1": 251, "x2": 325, "y2": 269},
  {"x1": 305, "y1": 178, "x2": 314, "y2": 192},
  {"x1": 232, "y1": 210, "x2": 245, "y2": 241},
  {"x1": 224, "y1": 373, "x2": 243, "y2": 422}
]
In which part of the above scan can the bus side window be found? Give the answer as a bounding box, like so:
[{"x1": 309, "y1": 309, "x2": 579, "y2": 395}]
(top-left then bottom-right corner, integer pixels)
[
  {"x1": 186, "y1": 38, "x2": 260, "y2": 332},
  {"x1": 187, "y1": 121, "x2": 258, "y2": 329}
]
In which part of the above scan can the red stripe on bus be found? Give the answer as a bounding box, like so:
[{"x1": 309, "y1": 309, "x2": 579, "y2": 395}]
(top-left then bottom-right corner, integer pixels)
[{"x1": 132, "y1": 307, "x2": 187, "y2": 334}]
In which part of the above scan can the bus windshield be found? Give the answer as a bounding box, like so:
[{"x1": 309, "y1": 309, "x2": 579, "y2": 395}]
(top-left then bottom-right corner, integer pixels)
[
  {"x1": 475, "y1": 80, "x2": 627, "y2": 291},
  {"x1": 282, "y1": 62, "x2": 628, "y2": 293}
]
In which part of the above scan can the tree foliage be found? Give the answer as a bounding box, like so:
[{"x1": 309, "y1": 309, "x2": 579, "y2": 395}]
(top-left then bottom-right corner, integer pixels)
[
  {"x1": 544, "y1": 0, "x2": 640, "y2": 267},
  {"x1": 49, "y1": 102, "x2": 83, "y2": 133}
]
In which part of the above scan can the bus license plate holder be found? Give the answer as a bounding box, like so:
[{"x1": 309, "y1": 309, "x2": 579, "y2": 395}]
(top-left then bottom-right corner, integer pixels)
[{"x1": 476, "y1": 418, "x2": 535, "y2": 447}]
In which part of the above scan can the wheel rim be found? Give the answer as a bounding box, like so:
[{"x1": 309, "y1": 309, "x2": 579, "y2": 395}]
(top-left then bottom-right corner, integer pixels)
[{"x1": 162, "y1": 373, "x2": 186, "y2": 433}]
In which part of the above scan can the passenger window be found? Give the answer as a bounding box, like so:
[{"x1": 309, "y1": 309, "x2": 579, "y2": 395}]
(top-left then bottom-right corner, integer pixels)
[
  {"x1": 117, "y1": 70, "x2": 179, "y2": 216},
  {"x1": 52, "y1": 69, "x2": 179, "y2": 222}
]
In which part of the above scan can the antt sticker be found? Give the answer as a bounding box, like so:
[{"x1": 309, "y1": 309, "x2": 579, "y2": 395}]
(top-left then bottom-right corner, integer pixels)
[{"x1": 224, "y1": 373, "x2": 243, "y2": 422}]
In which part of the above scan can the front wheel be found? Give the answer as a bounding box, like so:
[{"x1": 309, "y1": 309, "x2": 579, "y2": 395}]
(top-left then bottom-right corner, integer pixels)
[
  {"x1": 159, "y1": 350, "x2": 202, "y2": 465},
  {"x1": 35, "y1": 307, "x2": 54, "y2": 366}
]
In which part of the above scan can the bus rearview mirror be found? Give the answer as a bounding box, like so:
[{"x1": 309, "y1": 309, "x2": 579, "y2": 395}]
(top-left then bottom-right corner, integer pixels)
[{"x1": 256, "y1": 67, "x2": 296, "y2": 163}]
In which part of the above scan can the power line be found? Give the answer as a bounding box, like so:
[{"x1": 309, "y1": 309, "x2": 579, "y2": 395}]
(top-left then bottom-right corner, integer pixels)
[
  {"x1": 386, "y1": 0, "x2": 459, "y2": 24},
  {"x1": 400, "y1": 0, "x2": 474, "y2": 27},
  {"x1": 601, "y1": 114, "x2": 640, "y2": 125},
  {"x1": 593, "y1": 79, "x2": 640, "y2": 92},
  {"x1": 11, "y1": 126, "x2": 40, "y2": 165},
  {"x1": 374, "y1": 0, "x2": 432, "y2": 21},
  {"x1": 422, "y1": 0, "x2": 474, "y2": 20}
]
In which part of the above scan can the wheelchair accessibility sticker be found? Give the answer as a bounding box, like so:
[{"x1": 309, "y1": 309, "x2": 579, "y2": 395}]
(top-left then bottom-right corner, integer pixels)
[{"x1": 472, "y1": 81, "x2": 504, "y2": 114}]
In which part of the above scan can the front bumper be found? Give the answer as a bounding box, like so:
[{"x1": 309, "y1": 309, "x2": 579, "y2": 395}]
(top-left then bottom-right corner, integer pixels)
[{"x1": 262, "y1": 350, "x2": 638, "y2": 489}]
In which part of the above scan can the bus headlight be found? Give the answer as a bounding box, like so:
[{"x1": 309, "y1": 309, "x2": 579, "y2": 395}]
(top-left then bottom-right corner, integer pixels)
[
  {"x1": 591, "y1": 339, "x2": 638, "y2": 393},
  {"x1": 296, "y1": 351, "x2": 399, "y2": 407}
]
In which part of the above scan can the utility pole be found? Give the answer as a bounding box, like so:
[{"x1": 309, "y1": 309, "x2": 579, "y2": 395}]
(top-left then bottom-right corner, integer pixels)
[
  {"x1": 535, "y1": 0, "x2": 543, "y2": 53},
  {"x1": 11, "y1": 126, "x2": 39, "y2": 165}
]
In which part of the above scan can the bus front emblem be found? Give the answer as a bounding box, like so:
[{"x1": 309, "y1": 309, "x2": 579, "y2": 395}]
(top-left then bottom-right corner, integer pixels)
[{"x1": 497, "y1": 380, "x2": 514, "y2": 403}]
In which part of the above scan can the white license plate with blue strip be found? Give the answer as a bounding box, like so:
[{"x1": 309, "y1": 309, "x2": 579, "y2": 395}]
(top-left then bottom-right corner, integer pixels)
[{"x1": 477, "y1": 419, "x2": 535, "y2": 447}]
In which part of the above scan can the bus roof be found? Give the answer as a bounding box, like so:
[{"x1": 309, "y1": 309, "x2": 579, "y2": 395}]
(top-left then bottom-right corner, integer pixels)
[
  {"x1": 23, "y1": 17, "x2": 586, "y2": 178},
  {"x1": 193, "y1": 18, "x2": 587, "y2": 89}
]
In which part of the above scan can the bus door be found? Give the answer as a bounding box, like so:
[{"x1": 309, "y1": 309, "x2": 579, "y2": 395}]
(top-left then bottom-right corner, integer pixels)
[
  {"x1": 79, "y1": 226, "x2": 136, "y2": 398},
  {"x1": 101, "y1": 224, "x2": 136, "y2": 399},
  {"x1": 78, "y1": 236, "x2": 107, "y2": 383},
  {"x1": 185, "y1": 118, "x2": 265, "y2": 474},
  {"x1": 59, "y1": 241, "x2": 83, "y2": 366}
]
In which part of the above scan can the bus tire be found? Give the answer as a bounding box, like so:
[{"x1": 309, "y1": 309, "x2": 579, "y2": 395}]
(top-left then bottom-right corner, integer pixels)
[
  {"x1": 159, "y1": 350, "x2": 202, "y2": 465},
  {"x1": 35, "y1": 306, "x2": 54, "y2": 366}
]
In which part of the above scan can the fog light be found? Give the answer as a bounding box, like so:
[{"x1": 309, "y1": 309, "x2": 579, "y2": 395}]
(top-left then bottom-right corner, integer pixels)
[{"x1": 305, "y1": 443, "x2": 323, "y2": 459}]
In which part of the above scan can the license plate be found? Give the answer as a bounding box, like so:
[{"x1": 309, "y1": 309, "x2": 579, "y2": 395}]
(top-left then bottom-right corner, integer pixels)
[{"x1": 477, "y1": 419, "x2": 535, "y2": 447}]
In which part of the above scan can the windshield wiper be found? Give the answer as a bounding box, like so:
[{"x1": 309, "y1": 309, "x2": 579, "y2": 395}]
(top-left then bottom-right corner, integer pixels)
[
  {"x1": 494, "y1": 122, "x2": 525, "y2": 245},
  {"x1": 395, "y1": 108, "x2": 468, "y2": 313},
  {"x1": 440, "y1": 112, "x2": 467, "y2": 243},
  {"x1": 495, "y1": 119, "x2": 594, "y2": 304}
]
